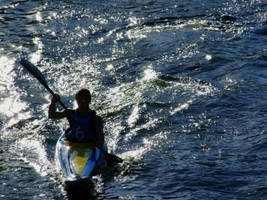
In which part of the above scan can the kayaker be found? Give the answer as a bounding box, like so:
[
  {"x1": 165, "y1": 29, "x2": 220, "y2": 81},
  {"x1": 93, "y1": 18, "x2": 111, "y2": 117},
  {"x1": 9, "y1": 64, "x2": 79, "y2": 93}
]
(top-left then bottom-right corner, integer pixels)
[{"x1": 48, "y1": 88, "x2": 104, "y2": 146}]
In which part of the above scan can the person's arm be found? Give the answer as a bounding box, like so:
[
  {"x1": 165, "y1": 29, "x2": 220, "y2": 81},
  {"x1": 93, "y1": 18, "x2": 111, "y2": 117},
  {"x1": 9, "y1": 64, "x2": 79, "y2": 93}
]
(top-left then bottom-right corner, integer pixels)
[
  {"x1": 94, "y1": 115, "x2": 104, "y2": 146},
  {"x1": 48, "y1": 94, "x2": 68, "y2": 119}
]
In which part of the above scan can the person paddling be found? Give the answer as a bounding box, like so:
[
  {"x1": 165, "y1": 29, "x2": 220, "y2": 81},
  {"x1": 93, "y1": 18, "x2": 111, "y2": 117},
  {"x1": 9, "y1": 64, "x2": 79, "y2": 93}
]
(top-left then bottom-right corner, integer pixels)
[
  {"x1": 20, "y1": 59, "x2": 122, "y2": 167},
  {"x1": 48, "y1": 88, "x2": 104, "y2": 147}
]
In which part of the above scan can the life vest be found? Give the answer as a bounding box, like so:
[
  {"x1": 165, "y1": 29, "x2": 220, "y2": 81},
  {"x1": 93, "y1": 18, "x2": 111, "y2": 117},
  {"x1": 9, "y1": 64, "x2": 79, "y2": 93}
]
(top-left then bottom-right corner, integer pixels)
[{"x1": 65, "y1": 110, "x2": 96, "y2": 142}]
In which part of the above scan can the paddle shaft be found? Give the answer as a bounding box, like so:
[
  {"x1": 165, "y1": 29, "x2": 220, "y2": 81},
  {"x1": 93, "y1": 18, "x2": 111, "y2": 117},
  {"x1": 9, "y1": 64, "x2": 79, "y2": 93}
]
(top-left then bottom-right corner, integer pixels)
[{"x1": 43, "y1": 83, "x2": 68, "y2": 110}]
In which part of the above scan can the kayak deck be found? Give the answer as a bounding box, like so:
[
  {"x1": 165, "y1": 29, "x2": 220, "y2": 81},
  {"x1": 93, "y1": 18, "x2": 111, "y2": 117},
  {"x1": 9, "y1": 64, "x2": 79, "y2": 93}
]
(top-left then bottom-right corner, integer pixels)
[{"x1": 55, "y1": 133, "x2": 107, "y2": 182}]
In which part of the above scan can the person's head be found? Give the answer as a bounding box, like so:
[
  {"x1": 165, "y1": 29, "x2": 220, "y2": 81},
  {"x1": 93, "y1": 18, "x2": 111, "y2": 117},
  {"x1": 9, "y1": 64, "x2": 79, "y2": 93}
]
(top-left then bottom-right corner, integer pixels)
[{"x1": 75, "y1": 88, "x2": 91, "y2": 107}]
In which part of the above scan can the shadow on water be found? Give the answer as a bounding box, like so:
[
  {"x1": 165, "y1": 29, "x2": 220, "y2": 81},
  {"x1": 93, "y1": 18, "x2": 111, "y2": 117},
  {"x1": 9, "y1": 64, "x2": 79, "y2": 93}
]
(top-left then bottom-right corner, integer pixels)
[
  {"x1": 63, "y1": 161, "x2": 138, "y2": 200},
  {"x1": 64, "y1": 179, "x2": 97, "y2": 200},
  {"x1": 63, "y1": 165, "x2": 121, "y2": 200}
]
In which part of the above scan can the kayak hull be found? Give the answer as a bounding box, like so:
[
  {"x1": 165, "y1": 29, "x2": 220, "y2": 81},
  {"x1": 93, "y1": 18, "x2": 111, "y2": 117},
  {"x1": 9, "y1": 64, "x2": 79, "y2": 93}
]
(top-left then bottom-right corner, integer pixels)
[{"x1": 55, "y1": 132, "x2": 107, "y2": 183}]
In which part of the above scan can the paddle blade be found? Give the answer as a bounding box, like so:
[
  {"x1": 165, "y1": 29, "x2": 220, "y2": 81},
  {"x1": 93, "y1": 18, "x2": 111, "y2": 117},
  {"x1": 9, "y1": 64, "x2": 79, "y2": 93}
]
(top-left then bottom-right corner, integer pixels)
[
  {"x1": 19, "y1": 58, "x2": 66, "y2": 109},
  {"x1": 20, "y1": 59, "x2": 48, "y2": 88},
  {"x1": 104, "y1": 152, "x2": 123, "y2": 168}
]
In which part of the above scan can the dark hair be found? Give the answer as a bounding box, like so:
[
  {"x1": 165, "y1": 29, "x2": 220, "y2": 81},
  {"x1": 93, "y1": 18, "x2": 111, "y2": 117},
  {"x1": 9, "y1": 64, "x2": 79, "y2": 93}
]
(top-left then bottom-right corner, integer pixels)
[{"x1": 75, "y1": 88, "x2": 91, "y2": 103}]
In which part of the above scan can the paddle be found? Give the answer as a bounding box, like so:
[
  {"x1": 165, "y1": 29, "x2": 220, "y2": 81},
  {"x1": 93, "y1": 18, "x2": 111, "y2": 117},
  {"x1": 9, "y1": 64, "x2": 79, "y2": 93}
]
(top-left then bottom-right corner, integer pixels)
[{"x1": 20, "y1": 58, "x2": 123, "y2": 167}]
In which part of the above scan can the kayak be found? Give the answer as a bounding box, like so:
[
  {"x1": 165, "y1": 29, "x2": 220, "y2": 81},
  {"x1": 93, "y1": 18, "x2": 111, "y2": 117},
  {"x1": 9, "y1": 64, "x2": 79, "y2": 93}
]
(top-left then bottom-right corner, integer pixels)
[{"x1": 55, "y1": 132, "x2": 107, "y2": 185}]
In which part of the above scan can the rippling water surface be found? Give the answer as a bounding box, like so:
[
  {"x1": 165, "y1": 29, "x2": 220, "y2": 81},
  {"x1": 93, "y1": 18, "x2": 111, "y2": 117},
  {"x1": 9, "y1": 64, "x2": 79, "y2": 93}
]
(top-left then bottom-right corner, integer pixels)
[{"x1": 0, "y1": 0, "x2": 266, "y2": 199}]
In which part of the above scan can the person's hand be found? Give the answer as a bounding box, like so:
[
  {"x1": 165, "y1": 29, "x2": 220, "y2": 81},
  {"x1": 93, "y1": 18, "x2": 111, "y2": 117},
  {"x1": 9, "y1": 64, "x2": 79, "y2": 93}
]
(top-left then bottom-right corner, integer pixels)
[{"x1": 51, "y1": 94, "x2": 60, "y2": 104}]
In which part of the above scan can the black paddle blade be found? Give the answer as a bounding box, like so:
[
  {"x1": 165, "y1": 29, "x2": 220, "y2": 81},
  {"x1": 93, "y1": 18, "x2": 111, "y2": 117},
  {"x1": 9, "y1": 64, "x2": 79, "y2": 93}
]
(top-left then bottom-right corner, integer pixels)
[
  {"x1": 20, "y1": 59, "x2": 48, "y2": 88},
  {"x1": 19, "y1": 59, "x2": 65, "y2": 108},
  {"x1": 104, "y1": 152, "x2": 123, "y2": 168}
]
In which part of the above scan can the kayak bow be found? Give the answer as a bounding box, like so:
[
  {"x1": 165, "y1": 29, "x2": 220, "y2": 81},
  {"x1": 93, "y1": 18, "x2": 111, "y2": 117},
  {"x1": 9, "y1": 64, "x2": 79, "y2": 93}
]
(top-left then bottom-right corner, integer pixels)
[{"x1": 55, "y1": 132, "x2": 107, "y2": 183}]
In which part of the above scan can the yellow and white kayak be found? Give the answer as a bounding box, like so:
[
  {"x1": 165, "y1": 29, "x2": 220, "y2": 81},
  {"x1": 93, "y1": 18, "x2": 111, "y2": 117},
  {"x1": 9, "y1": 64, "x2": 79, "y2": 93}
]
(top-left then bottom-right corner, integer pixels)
[{"x1": 55, "y1": 132, "x2": 107, "y2": 183}]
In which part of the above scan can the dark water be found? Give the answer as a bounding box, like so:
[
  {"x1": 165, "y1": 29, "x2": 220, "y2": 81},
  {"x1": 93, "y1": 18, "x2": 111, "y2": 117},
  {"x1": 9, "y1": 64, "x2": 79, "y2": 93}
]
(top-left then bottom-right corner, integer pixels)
[{"x1": 0, "y1": 0, "x2": 267, "y2": 199}]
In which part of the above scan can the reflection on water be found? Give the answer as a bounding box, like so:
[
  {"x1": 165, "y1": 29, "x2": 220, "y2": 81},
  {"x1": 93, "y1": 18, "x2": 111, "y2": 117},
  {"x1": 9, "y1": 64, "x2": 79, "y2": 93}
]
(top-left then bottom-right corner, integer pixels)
[{"x1": 0, "y1": 56, "x2": 15, "y2": 92}]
